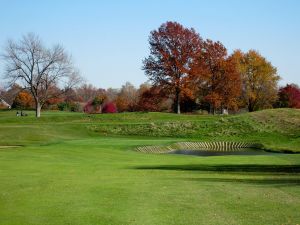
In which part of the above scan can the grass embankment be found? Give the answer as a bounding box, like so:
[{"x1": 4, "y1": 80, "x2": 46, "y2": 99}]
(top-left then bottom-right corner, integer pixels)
[
  {"x1": 1, "y1": 108, "x2": 299, "y2": 152},
  {"x1": 89, "y1": 109, "x2": 300, "y2": 152},
  {"x1": 0, "y1": 109, "x2": 299, "y2": 225}
]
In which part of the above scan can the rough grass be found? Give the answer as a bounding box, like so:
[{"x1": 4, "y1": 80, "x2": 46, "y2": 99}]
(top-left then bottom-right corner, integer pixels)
[
  {"x1": 90, "y1": 109, "x2": 300, "y2": 152},
  {"x1": 0, "y1": 109, "x2": 299, "y2": 225},
  {"x1": 1, "y1": 108, "x2": 299, "y2": 151}
]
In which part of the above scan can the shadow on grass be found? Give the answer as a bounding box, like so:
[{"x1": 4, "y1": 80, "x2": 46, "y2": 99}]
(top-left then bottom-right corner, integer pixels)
[
  {"x1": 182, "y1": 177, "x2": 300, "y2": 186},
  {"x1": 134, "y1": 164, "x2": 300, "y2": 173},
  {"x1": 134, "y1": 164, "x2": 300, "y2": 186}
]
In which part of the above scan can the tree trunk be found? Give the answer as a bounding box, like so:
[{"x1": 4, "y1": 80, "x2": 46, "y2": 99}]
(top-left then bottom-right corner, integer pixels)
[
  {"x1": 209, "y1": 104, "x2": 215, "y2": 115},
  {"x1": 248, "y1": 100, "x2": 254, "y2": 112},
  {"x1": 175, "y1": 89, "x2": 180, "y2": 114},
  {"x1": 35, "y1": 101, "x2": 41, "y2": 118}
]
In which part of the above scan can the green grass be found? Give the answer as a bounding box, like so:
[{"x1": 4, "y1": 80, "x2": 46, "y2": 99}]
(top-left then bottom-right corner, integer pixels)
[
  {"x1": 1, "y1": 108, "x2": 299, "y2": 151},
  {"x1": 0, "y1": 109, "x2": 299, "y2": 225}
]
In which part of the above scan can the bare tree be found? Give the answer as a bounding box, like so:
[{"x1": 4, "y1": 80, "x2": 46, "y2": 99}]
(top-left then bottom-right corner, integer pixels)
[
  {"x1": 2, "y1": 33, "x2": 82, "y2": 117},
  {"x1": 76, "y1": 83, "x2": 104, "y2": 102}
]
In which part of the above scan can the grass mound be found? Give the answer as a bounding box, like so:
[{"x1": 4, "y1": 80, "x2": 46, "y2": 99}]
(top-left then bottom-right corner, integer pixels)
[
  {"x1": 88, "y1": 109, "x2": 300, "y2": 152},
  {"x1": 0, "y1": 108, "x2": 299, "y2": 152}
]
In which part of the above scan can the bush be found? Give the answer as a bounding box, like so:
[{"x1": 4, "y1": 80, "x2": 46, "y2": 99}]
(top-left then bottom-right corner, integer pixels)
[
  {"x1": 92, "y1": 95, "x2": 106, "y2": 106},
  {"x1": 57, "y1": 102, "x2": 69, "y2": 111},
  {"x1": 69, "y1": 102, "x2": 82, "y2": 112},
  {"x1": 102, "y1": 102, "x2": 117, "y2": 113},
  {"x1": 57, "y1": 102, "x2": 82, "y2": 112}
]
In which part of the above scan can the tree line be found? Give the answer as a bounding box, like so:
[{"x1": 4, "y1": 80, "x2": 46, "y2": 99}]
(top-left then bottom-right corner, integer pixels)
[
  {"x1": 1, "y1": 78, "x2": 299, "y2": 116},
  {"x1": 143, "y1": 21, "x2": 282, "y2": 114},
  {"x1": 0, "y1": 22, "x2": 299, "y2": 117}
]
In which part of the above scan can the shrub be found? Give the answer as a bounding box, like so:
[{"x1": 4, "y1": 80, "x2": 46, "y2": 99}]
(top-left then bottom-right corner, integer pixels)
[
  {"x1": 69, "y1": 102, "x2": 82, "y2": 112},
  {"x1": 57, "y1": 102, "x2": 82, "y2": 112},
  {"x1": 92, "y1": 95, "x2": 106, "y2": 106},
  {"x1": 102, "y1": 102, "x2": 117, "y2": 113},
  {"x1": 84, "y1": 101, "x2": 101, "y2": 114},
  {"x1": 57, "y1": 102, "x2": 69, "y2": 111}
]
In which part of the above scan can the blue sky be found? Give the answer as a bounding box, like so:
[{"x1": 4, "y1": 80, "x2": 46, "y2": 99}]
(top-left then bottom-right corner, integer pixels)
[{"x1": 0, "y1": 0, "x2": 299, "y2": 88}]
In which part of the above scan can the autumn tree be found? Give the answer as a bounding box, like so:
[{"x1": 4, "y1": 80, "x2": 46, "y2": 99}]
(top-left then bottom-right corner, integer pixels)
[
  {"x1": 201, "y1": 40, "x2": 241, "y2": 114},
  {"x1": 115, "y1": 96, "x2": 127, "y2": 112},
  {"x1": 41, "y1": 85, "x2": 65, "y2": 109},
  {"x1": 76, "y1": 84, "x2": 104, "y2": 102},
  {"x1": 276, "y1": 84, "x2": 300, "y2": 108},
  {"x1": 232, "y1": 50, "x2": 280, "y2": 112},
  {"x1": 12, "y1": 90, "x2": 34, "y2": 109},
  {"x1": 2, "y1": 33, "x2": 82, "y2": 117},
  {"x1": 143, "y1": 21, "x2": 204, "y2": 114},
  {"x1": 137, "y1": 82, "x2": 152, "y2": 98},
  {"x1": 106, "y1": 88, "x2": 119, "y2": 102},
  {"x1": 137, "y1": 86, "x2": 169, "y2": 112},
  {"x1": 83, "y1": 92, "x2": 107, "y2": 114},
  {"x1": 221, "y1": 58, "x2": 242, "y2": 111},
  {"x1": 115, "y1": 82, "x2": 138, "y2": 112},
  {"x1": 92, "y1": 94, "x2": 107, "y2": 106}
]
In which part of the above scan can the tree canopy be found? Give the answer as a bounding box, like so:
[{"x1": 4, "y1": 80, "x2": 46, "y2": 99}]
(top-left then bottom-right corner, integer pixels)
[
  {"x1": 143, "y1": 21, "x2": 204, "y2": 114},
  {"x1": 232, "y1": 50, "x2": 280, "y2": 112}
]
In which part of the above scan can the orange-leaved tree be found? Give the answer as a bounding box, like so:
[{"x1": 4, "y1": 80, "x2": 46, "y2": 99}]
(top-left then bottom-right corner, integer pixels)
[
  {"x1": 115, "y1": 82, "x2": 139, "y2": 112},
  {"x1": 201, "y1": 40, "x2": 241, "y2": 114},
  {"x1": 12, "y1": 90, "x2": 34, "y2": 109},
  {"x1": 221, "y1": 57, "x2": 242, "y2": 111}
]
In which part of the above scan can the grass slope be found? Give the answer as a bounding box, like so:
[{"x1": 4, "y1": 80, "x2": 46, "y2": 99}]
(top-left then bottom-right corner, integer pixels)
[
  {"x1": 0, "y1": 109, "x2": 299, "y2": 225},
  {"x1": 1, "y1": 108, "x2": 299, "y2": 151}
]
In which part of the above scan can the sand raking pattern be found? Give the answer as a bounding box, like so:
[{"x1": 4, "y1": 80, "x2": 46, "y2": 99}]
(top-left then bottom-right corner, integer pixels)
[{"x1": 135, "y1": 141, "x2": 262, "y2": 154}]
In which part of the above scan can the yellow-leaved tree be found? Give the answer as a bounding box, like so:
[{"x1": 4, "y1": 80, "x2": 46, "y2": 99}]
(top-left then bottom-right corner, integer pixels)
[{"x1": 231, "y1": 50, "x2": 280, "y2": 112}]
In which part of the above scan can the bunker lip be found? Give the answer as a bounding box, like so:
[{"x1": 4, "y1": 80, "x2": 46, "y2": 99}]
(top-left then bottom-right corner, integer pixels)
[{"x1": 169, "y1": 148, "x2": 280, "y2": 157}]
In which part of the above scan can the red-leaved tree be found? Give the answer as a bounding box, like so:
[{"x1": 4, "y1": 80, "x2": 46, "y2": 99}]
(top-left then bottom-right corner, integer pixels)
[
  {"x1": 276, "y1": 84, "x2": 300, "y2": 108},
  {"x1": 143, "y1": 21, "x2": 204, "y2": 114},
  {"x1": 137, "y1": 86, "x2": 168, "y2": 112}
]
